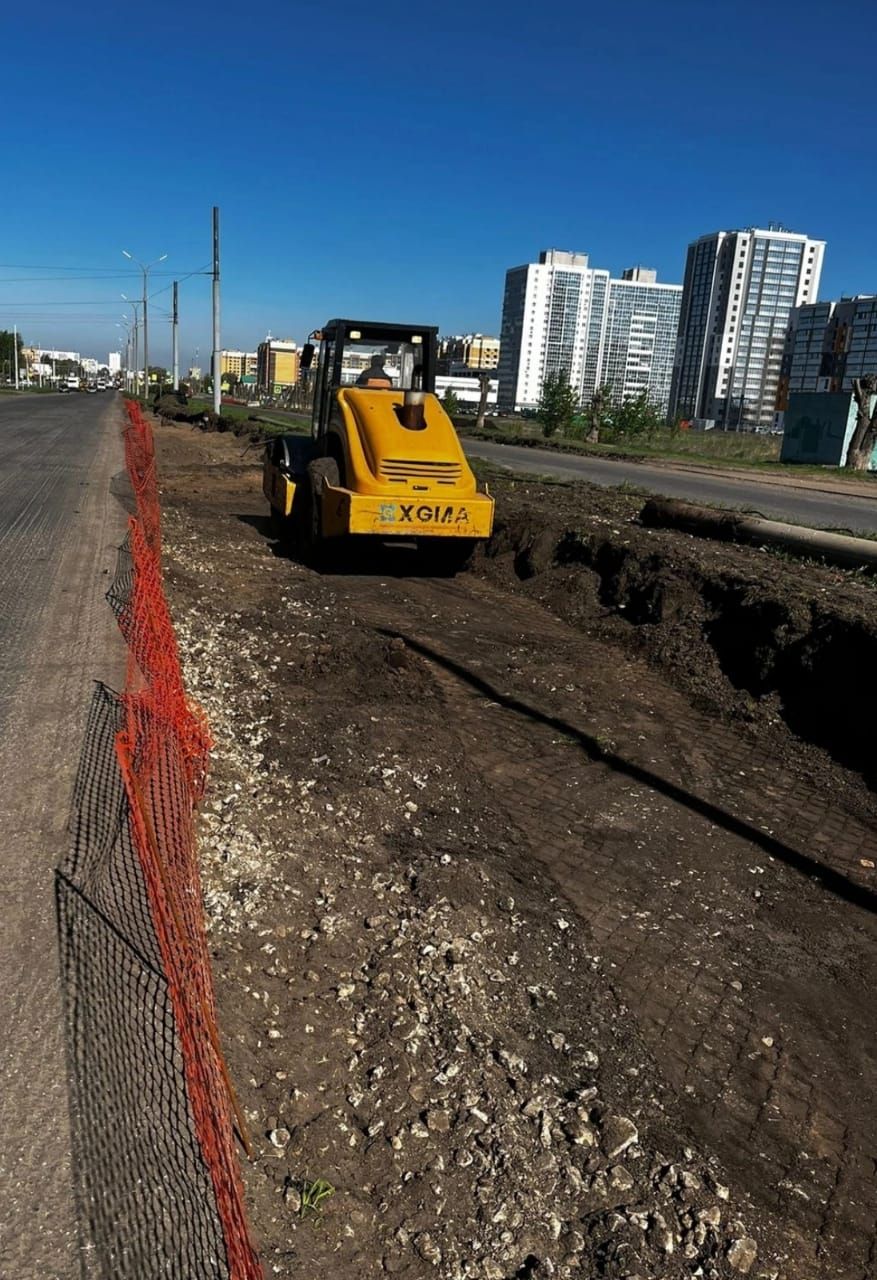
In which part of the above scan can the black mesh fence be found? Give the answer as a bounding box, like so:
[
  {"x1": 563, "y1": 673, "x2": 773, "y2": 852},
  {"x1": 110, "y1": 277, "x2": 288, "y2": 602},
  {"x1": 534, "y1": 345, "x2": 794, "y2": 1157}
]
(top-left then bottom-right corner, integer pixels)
[{"x1": 56, "y1": 683, "x2": 229, "y2": 1279}]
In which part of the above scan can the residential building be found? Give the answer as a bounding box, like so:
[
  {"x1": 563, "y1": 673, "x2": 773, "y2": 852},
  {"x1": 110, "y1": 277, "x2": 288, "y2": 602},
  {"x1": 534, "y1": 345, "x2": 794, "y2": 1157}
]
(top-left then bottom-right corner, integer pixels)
[
  {"x1": 257, "y1": 337, "x2": 299, "y2": 391},
  {"x1": 38, "y1": 348, "x2": 80, "y2": 363},
  {"x1": 778, "y1": 296, "x2": 877, "y2": 407},
  {"x1": 601, "y1": 271, "x2": 682, "y2": 411},
  {"x1": 221, "y1": 349, "x2": 258, "y2": 379},
  {"x1": 438, "y1": 334, "x2": 501, "y2": 374},
  {"x1": 669, "y1": 225, "x2": 825, "y2": 431},
  {"x1": 497, "y1": 250, "x2": 608, "y2": 413},
  {"x1": 108, "y1": 352, "x2": 121, "y2": 375},
  {"x1": 497, "y1": 249, "x2": 681, "y2": 415}
]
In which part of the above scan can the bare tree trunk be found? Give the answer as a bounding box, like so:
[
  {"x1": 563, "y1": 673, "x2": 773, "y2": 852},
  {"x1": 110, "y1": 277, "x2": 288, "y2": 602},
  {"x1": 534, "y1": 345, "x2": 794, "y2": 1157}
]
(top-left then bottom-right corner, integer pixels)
[
  {"x1": 846, "y1": 377, "x2": 877, "y2": 471},
  {"x1": 474, "y1": 373, "x2": 490, "y2": 431}
]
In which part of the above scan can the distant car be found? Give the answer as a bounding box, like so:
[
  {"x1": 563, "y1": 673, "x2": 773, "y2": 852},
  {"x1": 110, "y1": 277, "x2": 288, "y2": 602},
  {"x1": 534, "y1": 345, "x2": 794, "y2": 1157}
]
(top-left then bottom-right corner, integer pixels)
[
  {"x1": 57, "y1": 384, "x2": 70, "y2": 393},
  {"x1": 87, "y1": 385, "x2": 98, "y2": 393}
]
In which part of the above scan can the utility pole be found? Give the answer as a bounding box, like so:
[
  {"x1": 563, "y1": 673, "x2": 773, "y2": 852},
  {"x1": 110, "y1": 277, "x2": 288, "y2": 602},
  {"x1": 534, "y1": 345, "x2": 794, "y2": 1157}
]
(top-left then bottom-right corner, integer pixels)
[
  {"x1": 13, "y1": 324, "x2": 19, "y2": 391},
  {"x1": 142, "y1": 269, "x2": 148, "y2": 401},
  {"x1": 172, "y1": 280, "x2": 179, "y2": 392},
  {"x1": 212, "y1": 206, "x2": 221, "y2": 417}
]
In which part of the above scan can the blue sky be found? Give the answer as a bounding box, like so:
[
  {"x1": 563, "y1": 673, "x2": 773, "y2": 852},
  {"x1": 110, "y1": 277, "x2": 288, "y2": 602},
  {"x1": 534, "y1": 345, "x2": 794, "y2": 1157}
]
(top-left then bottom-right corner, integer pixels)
[{"x1": 1, "y1": 0, "x2": 875, "y2": 364}]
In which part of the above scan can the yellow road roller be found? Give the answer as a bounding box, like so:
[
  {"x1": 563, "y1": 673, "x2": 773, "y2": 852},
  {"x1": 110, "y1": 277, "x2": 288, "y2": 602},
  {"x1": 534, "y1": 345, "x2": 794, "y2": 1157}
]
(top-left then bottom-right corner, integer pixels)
[{"x1": 262, "y1": 319, "x2": 494, "y2": 571}]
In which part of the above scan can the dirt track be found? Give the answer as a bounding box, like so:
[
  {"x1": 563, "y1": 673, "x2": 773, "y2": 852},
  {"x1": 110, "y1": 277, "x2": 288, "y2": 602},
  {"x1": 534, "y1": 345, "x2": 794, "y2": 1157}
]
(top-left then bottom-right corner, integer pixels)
[{"x1": 155, "y1": 420, "x2": 877, "y2": 1279}]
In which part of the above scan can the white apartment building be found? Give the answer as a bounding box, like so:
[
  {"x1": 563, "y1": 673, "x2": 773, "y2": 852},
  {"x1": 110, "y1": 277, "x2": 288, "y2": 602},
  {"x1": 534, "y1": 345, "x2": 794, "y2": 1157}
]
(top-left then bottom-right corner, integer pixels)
[
  {"x1": 601, "y1": 270, "x2": 682, "y2": 411},
  {"x1": 108, "y1": 352, "x2": 121, "y2": 374},
  {"x1": 497, "y1": 251, "x2": 682, "y2": 415},
  {"x1": 669, "y1": 225, "x2": 825, "y2": 430},
  {"x1": 497, "y1": 251, "x2": 608, "y2": 413}
]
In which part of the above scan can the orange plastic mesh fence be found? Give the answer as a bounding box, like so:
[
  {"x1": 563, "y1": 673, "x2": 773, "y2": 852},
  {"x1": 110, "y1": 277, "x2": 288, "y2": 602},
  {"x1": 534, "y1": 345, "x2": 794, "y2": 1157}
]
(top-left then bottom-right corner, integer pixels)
[{"x1": 57, "y1": 400, "x2": 261, "y2": 1278}]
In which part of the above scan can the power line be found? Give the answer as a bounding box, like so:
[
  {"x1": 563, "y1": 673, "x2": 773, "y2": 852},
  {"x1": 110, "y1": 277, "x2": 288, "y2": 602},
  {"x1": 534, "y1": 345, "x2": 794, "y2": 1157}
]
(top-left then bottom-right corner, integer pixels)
[{"x1": 0, "y1": 262, "x2": 191, "y2": 273}]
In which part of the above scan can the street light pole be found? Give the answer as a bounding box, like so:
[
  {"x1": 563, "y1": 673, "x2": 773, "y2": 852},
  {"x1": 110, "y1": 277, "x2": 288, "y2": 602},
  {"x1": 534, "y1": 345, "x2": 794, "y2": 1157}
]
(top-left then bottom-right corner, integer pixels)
[
  {"x1": 172, "y1": 281, "x2": 179, "y2": 392},
  {"x1": 212, "y1": 207, "x2": 221, "y2": 417},
  {"x1": 123, "y1": 249, "x2": 167, "y2": 400},
  {"x1": 121, "y1": 298, "x2": 141, "y2": 395}
]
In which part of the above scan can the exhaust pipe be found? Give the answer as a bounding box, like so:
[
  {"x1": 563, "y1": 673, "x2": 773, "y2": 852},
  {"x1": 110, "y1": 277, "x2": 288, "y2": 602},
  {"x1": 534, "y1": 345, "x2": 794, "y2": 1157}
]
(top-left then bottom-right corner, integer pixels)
[{"x1": 399, "y1": 389, "x2": 426, "y2": 430}]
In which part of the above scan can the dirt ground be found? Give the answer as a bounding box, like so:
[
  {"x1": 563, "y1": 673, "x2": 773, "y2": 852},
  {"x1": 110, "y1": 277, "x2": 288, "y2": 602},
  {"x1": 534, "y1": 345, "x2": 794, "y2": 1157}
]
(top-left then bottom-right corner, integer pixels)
[{"x1": 154, "y1": 419, "x2": 877, "y2": 1280}]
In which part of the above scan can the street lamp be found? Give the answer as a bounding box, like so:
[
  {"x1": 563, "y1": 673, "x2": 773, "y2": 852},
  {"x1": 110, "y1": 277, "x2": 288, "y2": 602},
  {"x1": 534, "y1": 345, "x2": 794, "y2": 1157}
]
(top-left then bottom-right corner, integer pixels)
[
  {"x1": 122, "y1": 249, "x2": 167, "y2": 399},
  {"x1": 117, "y1": 320, "x2": 133, "y2": 391},
  {"x1": 121, "y1": 297, "x2": 141, "y2": 395}
]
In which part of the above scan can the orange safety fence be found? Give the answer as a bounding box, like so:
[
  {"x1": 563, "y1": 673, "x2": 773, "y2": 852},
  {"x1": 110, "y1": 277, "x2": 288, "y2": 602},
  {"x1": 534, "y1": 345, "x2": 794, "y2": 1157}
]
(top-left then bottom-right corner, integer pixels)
[{"x1": 56, "y1": 400, "x2": 261, "y2": 1278}]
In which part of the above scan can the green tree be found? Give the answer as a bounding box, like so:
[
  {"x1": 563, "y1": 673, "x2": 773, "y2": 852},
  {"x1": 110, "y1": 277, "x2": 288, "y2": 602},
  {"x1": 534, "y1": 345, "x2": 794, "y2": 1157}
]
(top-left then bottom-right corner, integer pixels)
[
  {"x1": 537, "y1": 369, "x2": 578, "y2": 438},
  {"x1": 0, "y1": 330, "x2": 25, "y2": 380},
  {"x1": 442, "y1": 387, "x2": 460, "y2": 416},
  {"x1": 612, "y1": 391, "x2": 663, "y2": 440}
]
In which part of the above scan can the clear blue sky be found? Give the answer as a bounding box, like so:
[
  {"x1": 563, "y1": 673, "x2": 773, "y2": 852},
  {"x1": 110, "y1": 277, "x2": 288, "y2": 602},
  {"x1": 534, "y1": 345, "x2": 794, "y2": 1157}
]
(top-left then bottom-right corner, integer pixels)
[{"x1": 2, "y1": 0, "x2": 875, "y2": 365}]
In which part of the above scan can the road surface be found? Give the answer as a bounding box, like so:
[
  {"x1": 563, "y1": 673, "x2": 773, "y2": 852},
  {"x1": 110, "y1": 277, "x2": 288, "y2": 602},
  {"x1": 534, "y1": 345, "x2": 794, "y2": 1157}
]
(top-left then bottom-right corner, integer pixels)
[
  {"x1": 0, "y1": 393, "x2": 126, "y2": 1278},
  {"x1": 463, "y1": 437, "x2": 877, "y2": 534}
]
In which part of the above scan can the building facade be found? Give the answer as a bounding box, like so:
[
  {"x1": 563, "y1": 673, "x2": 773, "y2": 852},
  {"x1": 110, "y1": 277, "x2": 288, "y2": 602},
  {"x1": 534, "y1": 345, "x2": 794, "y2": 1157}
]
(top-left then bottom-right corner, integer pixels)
[
  {"x1": 438, "y1": 334, "x2": 500, "y2": 374},
  {"x1": 257, "y1": 338, "x2": 299, "y2": 391},
  {"x1": 108, "y1": 352, "x2": 121, "y2": 374},
  {"x1": 221, "y1": 349, "x2": 258, "y2": 379},
  {"x1": 601, "y1": 273, "x2": 682, "y2": 411},
  {"x1": 497, "y1": 250, "x2": 681, "y2": 415},
  {"x1": 778, "y1": 296, "x2": 877, "y2": 407},
  {"x1": 669, "y1": 226, "x2": 825, "y2": 430},
  {"x1": 497, "y1": 250, "x2": 607, "y2": 412},
  {"x1": 435, "y1": 374, "x2": 498, "y2": 406}
]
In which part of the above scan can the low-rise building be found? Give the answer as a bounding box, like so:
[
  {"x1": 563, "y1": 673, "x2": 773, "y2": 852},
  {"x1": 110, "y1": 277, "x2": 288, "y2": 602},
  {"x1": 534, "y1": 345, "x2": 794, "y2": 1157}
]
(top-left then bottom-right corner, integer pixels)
[
  {"x1": 435, "y1": 374, "x2": 498, "y2": 407},
  {"x1": 780, "y1": 390, "x2": 877, "y2": 468},
  {"x1": 438, "y1": 334, "x2": 500, "y2": 374},
  {"x1": 221, "y1": 349, "x2": 258, "y2": 379}
]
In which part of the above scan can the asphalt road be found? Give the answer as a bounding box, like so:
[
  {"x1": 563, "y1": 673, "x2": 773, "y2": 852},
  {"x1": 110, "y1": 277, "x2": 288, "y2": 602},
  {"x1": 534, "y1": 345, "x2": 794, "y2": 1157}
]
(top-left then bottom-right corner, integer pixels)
[
  {"x1": 463, "y1": 437, "x2": 877, "y2": 534},
  {"x1": 0, "y1": 393, "x2": 126, "y2": 1278}
]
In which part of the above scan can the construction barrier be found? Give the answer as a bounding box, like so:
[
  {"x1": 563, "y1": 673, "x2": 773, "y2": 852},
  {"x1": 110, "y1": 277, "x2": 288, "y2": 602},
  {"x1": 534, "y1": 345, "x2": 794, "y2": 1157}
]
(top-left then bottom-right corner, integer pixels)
[{"x1": 57, "y1": 401, "x2": 261, "y2": 1278}]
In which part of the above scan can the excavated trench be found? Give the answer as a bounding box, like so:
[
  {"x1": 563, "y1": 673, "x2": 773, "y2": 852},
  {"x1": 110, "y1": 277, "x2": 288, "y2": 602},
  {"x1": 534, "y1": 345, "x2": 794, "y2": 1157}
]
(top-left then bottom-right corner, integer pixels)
[{"x1": 483, "y1": 510, "x2": 877, "y2": 783}]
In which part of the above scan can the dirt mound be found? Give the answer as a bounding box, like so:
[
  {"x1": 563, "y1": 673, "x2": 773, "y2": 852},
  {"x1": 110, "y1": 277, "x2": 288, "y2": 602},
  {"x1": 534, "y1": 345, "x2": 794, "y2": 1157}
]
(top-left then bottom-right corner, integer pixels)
[{"x1": 477, "y1": 480, "x2": 877, "y2": 783}]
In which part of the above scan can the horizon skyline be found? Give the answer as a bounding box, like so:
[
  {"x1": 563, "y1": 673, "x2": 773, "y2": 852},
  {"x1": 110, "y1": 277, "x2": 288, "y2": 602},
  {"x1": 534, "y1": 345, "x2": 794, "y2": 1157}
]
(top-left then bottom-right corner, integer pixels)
[{"x1": 2, "y1": 218, "x2": 857, "y2": 368}]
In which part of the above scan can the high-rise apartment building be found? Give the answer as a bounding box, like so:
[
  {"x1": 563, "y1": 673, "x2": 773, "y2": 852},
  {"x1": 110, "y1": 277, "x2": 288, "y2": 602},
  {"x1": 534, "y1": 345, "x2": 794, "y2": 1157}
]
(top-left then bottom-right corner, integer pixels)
[
  {"x1": 498, "y1": 250, "x2": 603, "y2": 412},
  {"x1": 669, "y1": 226, "x2": 825, "y2": 430},
  {"x1": 497, "y1": 250, "x2": 681, "y2": 414},
  {"x1": 257, "y1": 337, "x2": 299, "y2": 391},
  {"x1": 601, "y1": 272, "x2": 682, "y2": 410},
  {"x1": 778, "y1": 296, "x2": 877, "y2": 406}
]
